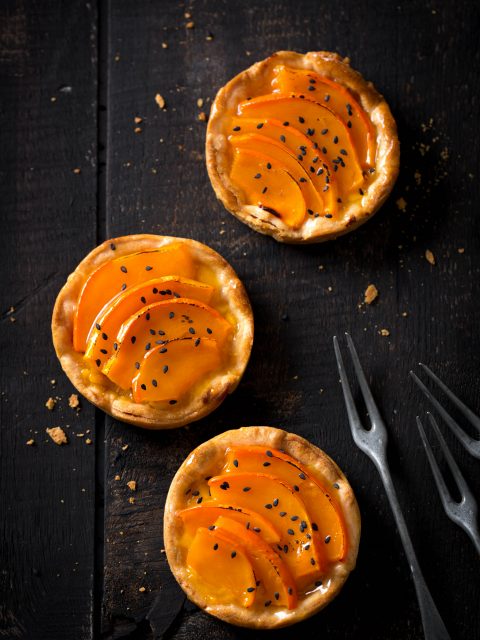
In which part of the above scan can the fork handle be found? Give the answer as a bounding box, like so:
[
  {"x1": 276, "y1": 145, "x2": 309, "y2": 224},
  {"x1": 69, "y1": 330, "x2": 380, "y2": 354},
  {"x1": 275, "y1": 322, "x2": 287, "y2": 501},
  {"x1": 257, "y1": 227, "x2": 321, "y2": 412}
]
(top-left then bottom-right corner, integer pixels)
[{"x1": 377, "y1": 463, "x2": 451, "y2": 640}]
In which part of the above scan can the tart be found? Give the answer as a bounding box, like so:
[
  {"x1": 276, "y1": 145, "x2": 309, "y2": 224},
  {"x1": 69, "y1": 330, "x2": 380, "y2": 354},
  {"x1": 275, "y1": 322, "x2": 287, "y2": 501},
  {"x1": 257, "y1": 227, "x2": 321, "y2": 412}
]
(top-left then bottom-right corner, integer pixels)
[
  {"x1": 52, "y1": 235, "x2": 253, "y2": 429},
  {"x1": 206, "y1": 50, "x2": 400, "y2": 243},
  {"x1": 164, "y1": 426, "x2": 360, "y2": 628}
]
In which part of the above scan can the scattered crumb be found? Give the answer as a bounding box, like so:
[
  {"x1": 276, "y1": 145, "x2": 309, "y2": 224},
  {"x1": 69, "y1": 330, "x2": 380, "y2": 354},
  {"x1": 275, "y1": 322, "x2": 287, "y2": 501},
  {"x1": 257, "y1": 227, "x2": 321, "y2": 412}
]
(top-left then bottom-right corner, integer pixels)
[
  {"x1": 50, "y1": 96, "x2": 57, "y2": 103},
  {"x1": 50, "y1": 379, "x2": 56, "y2": 386},
  {"x1": 46, "y1": 427, "x2": 68, "y2": 445},
  {"x1": 138, "y1": 586, "x2": 146, "y2": 593},
  {"x1": 127, "y1": 480, "x2": 137, "y2": 491},
  {"x1": 414, "y1": 171, "x2": 422, "y2": 185},
  {"x1": 186, "y1": 21, "x2": 195, "y2": 29},
  {"x1": 364, "y1": 284, "x2": 378, "y2": 305},
  {"x1": 198, "y1": 111, "x2": 207, "y2": 122},
  {"x1": 440, "y1": 147, "x2": 449, "y2": 161},
  {"x1": 85, "y1": 438, "x2": 92, "y2": 445},
  {"x1": 9, "y1": 316, "x2": 16, "y2": 323},
  {"x1": 26, "y1": 439, "x2": 35, "y2": 446},
  {"x1": 401, "y1": 311, "x2": 408, "y2": 317},
  {"x1": 129, "y1": 497, "x2": 135, "y2": 504},
  {"x1": 161, "y1": 548, "x2": 166, "y2": 554},
  {"x1": 327, "y1": 286, "x2": 333, "y2": 292},
  {"x1": 69, "y1": 393, "x2": 80, "y2": 409},
  {"x1": 184, "y1": 11, "x2": 191, "y2": 18},
  {"x1": 196, "y1": 98, "x2": 204, "y2": 108},
  {"x1": 122, "y1": 444, "x2": 129, "y2": 451},
  {"x1": 76, "y1": 433, "x2": 85, "y2": 438},
  {"x1": 425, "y1": 249, "x2": 436, "y2": 265},
  {"x1": 379, "y1": 329, "x2": 390, "y2": 337},
  {"x1": 155, "y1": 93, "x2": 166, "y2": 109},
  {"x1": 219, "y1": 229, "x2": 226, "y2": 235},
  {"x1": 134, "y1": 127, "x2": 142, "y2": 134},
  {"x1": 134, "y1": 116, "x2": 143, "y2": 124},
  {"x1": 114, "y1": 53, "x2": 120, "y2": 62},
  {"x1": 114, "y1": 474, "x2": 121, "y2": 481},
  {"x1": 206, "y1": 33, "x2": 214, "y2": 41},
  {"x1": 458, "y1": 247, "x2": 465, "y2": 254},
  {"x1": 396, "y1": 197, "x2": 407, "y2": 211},
  {"x1": 161, "y1": 42, "x2": 168, "y2": 49},
  {"x1": 45, "y1": 397, "x2": 57, "y2": 411}
]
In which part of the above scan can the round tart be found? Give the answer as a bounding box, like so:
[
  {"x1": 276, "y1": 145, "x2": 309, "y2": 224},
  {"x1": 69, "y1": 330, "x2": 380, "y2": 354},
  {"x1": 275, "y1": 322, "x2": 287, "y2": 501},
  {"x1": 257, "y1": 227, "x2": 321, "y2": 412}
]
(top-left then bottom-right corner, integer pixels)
[
  {"x1": 164, "y1": 426, "x2": 360, "y2": 628},
  {"x1": 52, "y1": 235, "x2": 253, "y2": 429},
  {"x1": 206, "y1": 50, "x2": 400, "y2": 243}
]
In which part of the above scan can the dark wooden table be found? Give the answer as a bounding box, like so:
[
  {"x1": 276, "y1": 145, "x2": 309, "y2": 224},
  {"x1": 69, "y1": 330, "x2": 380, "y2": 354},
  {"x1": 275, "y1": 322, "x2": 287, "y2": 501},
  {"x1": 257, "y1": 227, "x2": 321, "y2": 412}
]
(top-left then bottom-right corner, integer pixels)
[{"x1": 1, "y1": 1, "x2": 479, "y2": 638}]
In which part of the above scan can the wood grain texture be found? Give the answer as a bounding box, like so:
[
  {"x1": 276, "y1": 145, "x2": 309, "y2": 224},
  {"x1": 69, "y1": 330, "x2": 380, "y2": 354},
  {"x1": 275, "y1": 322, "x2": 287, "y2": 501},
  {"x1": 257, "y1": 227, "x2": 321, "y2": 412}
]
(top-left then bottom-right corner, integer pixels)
[
  {"x1": 0, "y1": 1, "x2": 98, "y2": 638},
  {"x1": 1, "y1": 1, "x2": 480, "y2": 639}
]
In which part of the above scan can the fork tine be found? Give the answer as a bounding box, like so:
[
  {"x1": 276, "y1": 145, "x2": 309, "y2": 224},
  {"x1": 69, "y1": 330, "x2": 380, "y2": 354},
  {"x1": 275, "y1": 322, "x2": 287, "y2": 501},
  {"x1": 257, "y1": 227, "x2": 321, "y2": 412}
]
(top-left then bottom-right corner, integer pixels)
[
  {"x1": 419, "y1": 363, "x2": 480, "y2": 435},
  {"x1": 426, "y1": 413, "x2": 472, "y2": 500},
  {"x1": 344, "y1": 332, "x2": 384, "y2": 430},
  {"x1": 333, "y1": 336, "x2": 364, "y2": 435},
  {"x1": 416, "y1": 416, "x2": 453, "y2": 514},
  {"x1": 410, "y1": 370, "x2": 480, "y2": 459}
]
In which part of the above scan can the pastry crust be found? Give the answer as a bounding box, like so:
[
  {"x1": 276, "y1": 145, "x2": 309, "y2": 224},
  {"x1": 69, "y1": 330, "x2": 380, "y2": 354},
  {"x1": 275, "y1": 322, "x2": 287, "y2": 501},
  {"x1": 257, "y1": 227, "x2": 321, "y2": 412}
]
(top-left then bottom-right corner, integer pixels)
[
  {"x1": 164, "y1": 426, "x2": 361, "y2": 628},
  {"x1": 52, "y1": 235, "x2": 254, "y2": 429},
  {"x1": 206, "y1": 50, "x2": 400, "y2": 243}
]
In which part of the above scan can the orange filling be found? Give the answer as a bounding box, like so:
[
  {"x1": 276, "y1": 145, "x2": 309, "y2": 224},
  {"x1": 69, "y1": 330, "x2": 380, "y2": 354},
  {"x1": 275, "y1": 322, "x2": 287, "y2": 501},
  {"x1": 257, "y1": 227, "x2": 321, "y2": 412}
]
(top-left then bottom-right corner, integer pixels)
[
  {"x1": 225, "y1": 65, "x2": 377, "y2": 228},
  {"x1": 177, "y1": 445, "x2": 348, "y2": 611},
  {"x1": 73, "y1": 242, "x2": 234, "y2": 405}
]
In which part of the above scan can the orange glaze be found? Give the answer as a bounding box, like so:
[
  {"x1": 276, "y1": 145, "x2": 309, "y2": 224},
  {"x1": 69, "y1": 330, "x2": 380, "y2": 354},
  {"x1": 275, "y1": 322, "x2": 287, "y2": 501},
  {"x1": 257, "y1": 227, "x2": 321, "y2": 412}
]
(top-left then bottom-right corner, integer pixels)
[
  {"x1": 177, "y1": 446, "x2": 349, "y2": 610},
  {"x1": 225, "y1": 65, "x2": 376, "y2": 228},
  {"x1": 74, "y1": 243, "x2": 233, "y2": 405}
]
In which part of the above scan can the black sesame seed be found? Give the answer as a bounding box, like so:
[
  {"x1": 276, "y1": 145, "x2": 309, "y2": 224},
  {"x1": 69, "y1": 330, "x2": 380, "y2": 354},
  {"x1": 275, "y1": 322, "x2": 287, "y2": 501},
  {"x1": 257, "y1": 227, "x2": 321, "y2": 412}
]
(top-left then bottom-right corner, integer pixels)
[
  {"x1": 322, "y1": 146, "x2": 327, "y2": 154},
  {"x1": 145, "y1": 265, "x2": 153, "y2": 271},
  {"x1": 102, "y1": 332, "x2": 108, "y2": 340},
  {"x1": 213, "y1": 543, "x2": 218, "y2": 550},
  {"x1": 231, "y1": 551, "x2": 237, "y2": 558},
  {"x1": 141, "y1": 383, "x2": 147, "y2": 390},
  {"x1": 312, "y1": 522, "x2": 319, "y2": 531},
  {"x1": 152, "y1": 287, "x2": 158, "y2": 294},
  {"x1": 169, "y1": 312, "x2": 174, "y2": 319},
  {"x1": 324, "y1": 94, "x2": 330, "y2": 102},
  {"x1": 256, "y1": 122, "x2": 264, "y2": 129},
  {"x1": 279, "y1": 511, "x2": 287, "y2": 517},
  {"x1": 233, "y1": 459, "x2": 238, "y2": 467},
  {"x1": 95, "y1": 359, "x2": 101, "y2": 367},
  {"x1": 347, "y1": 120, "x2": 352, "y2": 128},
  {"x1": 315, "y1": 580, "x2": 323, "y2": 587},
  {"x1": 333, "y1": 135, "x2": 339, "y2": 144},
  {"x1": 266, "y1": 162, "x2": 272, "y2": 169},
  {"x1": 253, "y1": 527, "x2": 261, "y2": 533},
  {"x1": 247, "y1": 587, "x2": 255, "y2": 592},
  {"x1": 337, "y1": 198, "x2": 342, "y2": 203},
  {"x1": 304, "y1": 543, "x2": 310, "y2": 550},
  {"x1": 233, "y1": 126, "x2": 241, "y2": 131},
  {"x1": 145, "y1": 343, "x2": 151, "y2": 351},
  {"x1": 135, "y1": 361, "x2": 140, "y2": 370},
  {"x1": 131, "y1": 336, "x2": 136, "y2": 344},
  {"x1": 120, "y1": 265, "x2": 127, "y2": 273},
  {"x1": 291, "y1": 515, "x2": 299, "y2": 521},
  {"x1": 163, "y1": 365, "x2": 168, "y2": 374},
  {"x1": 297, "y1": 154, "x2": 303, "y2": 161},
  {"x1": 311, "y1": 558, "x2": 316, "y2": 565},
  {"x1": 287, "y1": 529, "x2": 295, "y2": 535},
  {"x1": 110, "y1": 243, "x2": 116, "y2": 250},
  {"x1": 146, "y1": 312, "x2": 150, "y2": 320},
  {"x1": 95, "y1": 322, "x2": 101, "y2": 330},
  {"x1": 264, "y1": 600, "x2": 271, "y2": 607},
  {"x1": 262, "y1": 186, "x2": 268, "y2": 194},
  {"x1": 188, "y1": 327, "x2": 195, "y2": 335},
  {"x1": 321, "y1": 128, "x2": 328, "y2": 135},
  {"x1": 113, "y1": 342, "x2": 118, "y2": 351},
  {"x1": 340, "y1": 149, "x2": 348, "y2": 156},
  {"x1": 158, "y1": 330, "x2": 165, "y2": 335},
  {"x1": 274, "y1": 592, "x2": 280, "y2": 600},
  {"x1": 100, "y1": 348, "x2": 107, "y2": 355},
  {"x1": 149, "y1": 328, "x2": 155, "y2": 335},
  {"x1": 192, "y1": 490, "x2": 200, "y2": 496},
  {"x1": 243, "y1": 487, "x2": 251, "y2": 492},
  {"x1": 298, "y1": 116, "x2": 305, "y2": 123},
  {"x1": 299, "y1": 177, "x2": 306, "y2": 183},
  {"x1": 283, "y1": 544, "x2": 289, "y2": 553},
  {"x1": 208, "y1": 525, "x2": 215, "y2": 531},
  {"x1": 194, "y1": 338, "x2": 200, "y2": 347},
  {"x1": 254, "y1": 173, "x2": 261, "y2": 179},
  {"x1": 160, "y1": 347, "x2": 167, "y2": 353},
  {"x1": 307, "y1": 127, "x2": 315, "y2": 135},
  {"x1": 325, "y1": 535, "x2": 331, "y2": 544},
  {"x1": 333, "y1": 482, "x2": 340, "y2": 489},
  {"x1": 283, "y1": 121, "x2": 289, "y2": 126},
  {"x1": 293, "y1": 485, "x2": 299, "y2": 492},
  {"x1": 325, "y1": 213, "x2": 333, "y2": 218},
  {"x1": 265, "y1": 503, "x2": 272, "y2": 509},
  {"x1": 220, "y1": 482, "x2": 230, "y2": 490},
  {"x1": 169, "y1": 400, "x2": 177, "y2": 405},
  {"x1": 263, "y1": 461, "x2": 271, "y2": 467},
  {"x1": 316, "y1": 168, "x2": 324, "y2": 176},
  {"x1": 121, "y1": 282, "x2": 127, "y2": 289},
  {"x1": 288, "y1": 587, "x2": 293, "y2": 595},
  {"x1": 273, "y1": 498, "x2": 279, "y2": 507},
  {"x1": 299, "y1": 472, "x2": 306, "y2": 480}
]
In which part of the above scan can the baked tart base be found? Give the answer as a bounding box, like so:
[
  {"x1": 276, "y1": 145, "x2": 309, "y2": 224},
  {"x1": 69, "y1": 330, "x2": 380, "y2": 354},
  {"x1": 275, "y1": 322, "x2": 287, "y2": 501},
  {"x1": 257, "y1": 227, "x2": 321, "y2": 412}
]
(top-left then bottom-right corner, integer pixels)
[
  {"x1": 52, "y1": 235, "x2": 253, "y2": 429},
  {"x1": 164, "y1": 426, "x2": 360, "y2": 628},
  {"x1": 206, "y1": 50, "x2": 400, "y2": 243}
]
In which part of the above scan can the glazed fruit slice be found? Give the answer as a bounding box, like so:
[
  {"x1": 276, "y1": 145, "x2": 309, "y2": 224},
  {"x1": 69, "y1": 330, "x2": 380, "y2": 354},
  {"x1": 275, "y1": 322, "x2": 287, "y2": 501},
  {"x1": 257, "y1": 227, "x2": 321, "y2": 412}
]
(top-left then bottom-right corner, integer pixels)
[
  {"x1": 177, "y1": 504, "x2": 281, "y2": 545},
  {"x1": 103, "y1": 299, "x2": 233, "y2": 389},
  {"x1": 237, "y1": 95, "x2": 364, "y2": 193},
  {"x1": 187, "y1": 527, "x2": 256, "y2": 607},
  {"x1": 73, "y1": 243, "x2": 196, "y2": 351},
  {"x1": 131, "y1": 337, "x2": 221, "y2": 403},
  {"x1": 84, "y1": 277, "x2": 214, "y2": 370},
  {"x1": 213, "y1": 515, "x2": 297, "y2": 609},
  {"x1": 209, "y1": 472, "x2": 322, "y2": 587},
  {"x1": 271, "y1": 65, "x2": 376, "y2": 168},
  {"x1": 229, "y1": 119, "x2": 338, "y2": 215},
  {"x1": 223, "y1": 446, "x2": 346, "y2": 563},
  {"x1": 230, "y1": 148, "x2": 306, "y2": 228}
]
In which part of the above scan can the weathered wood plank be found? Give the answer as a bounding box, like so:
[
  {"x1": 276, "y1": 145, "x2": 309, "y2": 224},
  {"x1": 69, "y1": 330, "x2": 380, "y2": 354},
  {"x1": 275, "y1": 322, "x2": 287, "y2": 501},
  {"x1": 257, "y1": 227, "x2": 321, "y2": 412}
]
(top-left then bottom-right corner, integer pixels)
[{"x1": 0, "y1": 1, "x2": 98, "y2": 638}]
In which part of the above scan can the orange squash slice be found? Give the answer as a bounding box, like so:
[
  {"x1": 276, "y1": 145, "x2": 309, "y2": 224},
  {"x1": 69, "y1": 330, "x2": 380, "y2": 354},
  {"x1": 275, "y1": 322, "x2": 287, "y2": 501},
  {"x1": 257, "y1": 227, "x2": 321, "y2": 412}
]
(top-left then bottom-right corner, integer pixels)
[
  {"x1": 187, "y1": 527, "x2": 256, "y2": 607},
  {"x1": 84, "y1": 277, "x2": 214, "y2": 370},
  {"x1": 73, "y1": 243, "x2": 196, "y2": 351},
  {"x1": 103, "y1": 299, "x2": 233, "y2": 389}
]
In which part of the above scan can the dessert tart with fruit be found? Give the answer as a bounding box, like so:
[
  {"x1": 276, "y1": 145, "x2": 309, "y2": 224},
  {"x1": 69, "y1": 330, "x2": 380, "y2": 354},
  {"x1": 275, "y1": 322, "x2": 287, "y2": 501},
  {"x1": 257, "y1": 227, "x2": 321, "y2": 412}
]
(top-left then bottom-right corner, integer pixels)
[
  {"x1": 164, "y1": 426, "x2": 360, "y2": 628},
  {"x1": 206, "y1": 50, "x2": 400, "y2": 243},
  {"x1": 52, "y1": 235, "x2": 253, "y2": 429}
]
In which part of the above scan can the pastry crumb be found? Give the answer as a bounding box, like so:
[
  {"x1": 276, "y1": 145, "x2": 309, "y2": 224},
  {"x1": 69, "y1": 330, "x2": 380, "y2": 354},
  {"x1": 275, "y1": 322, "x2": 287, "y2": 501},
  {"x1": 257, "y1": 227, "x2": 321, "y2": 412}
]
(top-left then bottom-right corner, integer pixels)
[
  {"x1": 45, "y1": 397, "x2": 57, "y2": 411},
  {"x1": 76, "y1": 433, "x2": 85, "y2": 438},
  {"x1": 425, "y1": 249, "x2": 435, "y2": 265},
  {"x1": 414, "y1": 171, "x2": 422, "y2": 185},
  {"x1": 401, "y1": 311, "x2": 408, "y2": 317},
  {"x1": 138, "y1": 586, "x2": 146, "y2": 592},
  {"x1": 379, "y1": 329, "x2": 390, "y2": 337},
  {"x1": 186, "y1": 20, "x2": 195, "y2": 29},
  {"x1": 128, "y1": 497, "x2": 135, "y2": 504},
  {"x1": 73, "y1": 168, "x2": 81, "y2": 174},
  {"x1": 206, "y1": 33, "x2": 214, "y2": 41},
  {"x1": 46, "y1": 427, "x2": 68, "y2": 445},
  {"x1": 198, "y1": 111, "x2": 207, "y2": 122},
  {"x1": 396, "y1": 197, "x2": 407, "y2": 211},
  {"x1": 134, "y1": 116, "x2": 143, "y2": 124},
  {"x1": 196, "y1": 98, "x2": 204, "y2": 108},
  {"x1": 68, "y1": 393, "x2": 80, "y2": 409},
  {"x1": 458, "y1": 247, "x2": 465, "y2": 254},
  {"x1": 364, "y1": 284, "x2": 378, "y2": 305},
  {"x1": 85, "y1": 438, "x2": 92, "y2": 445},
  {"x1": 161, "y1": 42, "x2": 168, "y2": 49},
  {"x1": 122, "y1": 444, "x2": 129, "y2": 451},
  {"x1": 26, "y1": 439, "x2": 35, "y2": 446},
  {"x1": 114, "y1": 474, "x2": 121, "y2": 481},
  {"x1": 134, "y1": 126, "x2": 142, "y2": 134},
  {"x1": 127, "y1": 480, "x2": 137, "y2": 491},
  {"x1": 155, "y1": 93, "x2": 166, "y2": 109}
]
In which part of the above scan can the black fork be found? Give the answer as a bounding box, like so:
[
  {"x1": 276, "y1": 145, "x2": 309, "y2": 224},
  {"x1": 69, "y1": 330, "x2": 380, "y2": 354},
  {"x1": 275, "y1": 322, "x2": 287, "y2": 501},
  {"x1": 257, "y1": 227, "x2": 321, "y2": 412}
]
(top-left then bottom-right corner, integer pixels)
[{"x1": 333, "y1": 333, "x2": 450, "y2": 640}]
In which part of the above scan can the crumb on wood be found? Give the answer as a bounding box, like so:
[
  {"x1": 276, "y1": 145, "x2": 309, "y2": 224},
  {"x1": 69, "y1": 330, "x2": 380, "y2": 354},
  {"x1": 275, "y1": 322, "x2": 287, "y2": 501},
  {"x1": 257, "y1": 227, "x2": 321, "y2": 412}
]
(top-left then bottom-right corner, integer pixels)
[
  {"x1": 76, "y1": 433, "x2": 85, "y2": 438},
  {"x1": 160, "y1": 548, "x2": 165, "y2": 554},
  {"x1": 73, "y1": 168, "x2": 81, "y2": 174},
  {"x1": 46, "y1": 426, "x2": 68, "y2": 445},
  {"x1": 127, "y1": 480, "x2": 137, "y2": 491},
  {"x1": 396, "y1": 197, "x2": 407, "y2": 211},
  {"x1": 155, "y1": 93, "x2": 165, "y2": 109},
  {"x1": 379, "y1": 329, "x2": 390, "y2": 337},
  {"x1": 401, "y1": 311, "x2": 408, "y2": 317},
  {"x1": 134, "y1": 116, "x2": 143, "y2": 124},
  {"x1": 198, "y1": 111, "x2": 207, "y2": 122},
  {"x1": 458, "y1": 247, "x2": 465, "y2": 254},
  {"x1": 50, "y1": 379, "x2": 56, "y2": 386},
  {"x1": 122, "y1": 444, "x2": 129, "y2": 451},
  {"x1": 206, "y1": 33, "x2": 214, "y2": 41},
  {"x1": 425, "y1": 249, "x2": 436, "y2": 265},
  {"x1": 114, "y1": 53, "x2": 120, "y2": 62},
  {"x1": 114, "y1": 474, "x2": 121, "y2": 481},
  {"x1": 45, "y1": 397, "x2": 57, "y2": 411},
  {"x1": 129, "y1": 497, "x2": 135, "y2": 504},
  {"x1": 134, "y1": 127, "x2": 142, "y2": 134},
  {"x1": 196, "y1": 98, "x2": 204, "y2": 108},
  {"x1": 186, "y1": 21, "x2": 195, "y2": 29},
  {"x1": 161, "y1": 42, "x2": 168, "y2": 49},
  {"x1": 138, "y1": 586, "x2": 146, "y2": 592},
  {"x1": 26, "y1": 439, "x2": 35, "y2": 446},
  {"x1": 68, "y1": 393, "x2": 80, "y2": 409},
  {"x1": 85, "y1": 438, "x2": 92, "y2": 445},
  {"x1": 364, "y1": 284, "x2": 378, "y2": 305}
]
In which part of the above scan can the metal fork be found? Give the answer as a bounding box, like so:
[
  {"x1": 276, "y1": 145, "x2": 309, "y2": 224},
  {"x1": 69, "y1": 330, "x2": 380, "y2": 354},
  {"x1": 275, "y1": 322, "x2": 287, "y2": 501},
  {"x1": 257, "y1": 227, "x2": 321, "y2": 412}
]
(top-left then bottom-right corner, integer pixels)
[
  {"x1": 410, "y1": 367, "x2": 480, "y2": 554},
  {"x1": 333, "y1": 333, "x2": 451, "y2": 640}
]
